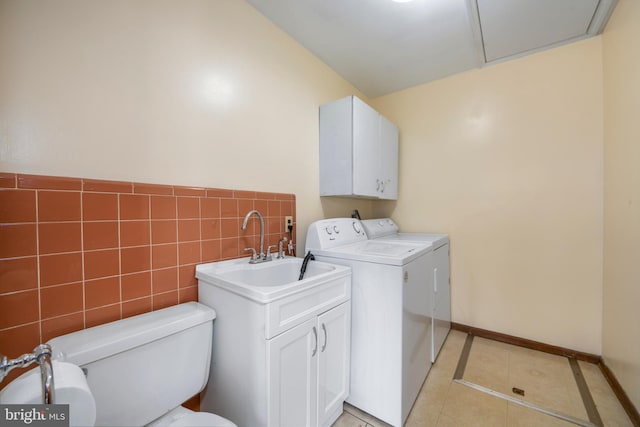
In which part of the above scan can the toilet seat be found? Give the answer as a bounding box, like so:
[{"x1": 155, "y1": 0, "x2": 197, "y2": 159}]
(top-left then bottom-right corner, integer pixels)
[
  {"x1": 147, "y1": 407, "x2": 236, "y2": 427},
  {"x1": 168, "y1": 412, "x2": 236, "y2": 427}
]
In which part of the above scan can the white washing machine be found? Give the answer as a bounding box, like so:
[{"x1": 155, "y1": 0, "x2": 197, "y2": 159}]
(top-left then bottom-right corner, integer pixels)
[
  {"x1": 306, "y1": 218, "x2": 433, "y2": 427},
  {"x1": 361, "y1": 218, "x2": 450, "y2": 363}
]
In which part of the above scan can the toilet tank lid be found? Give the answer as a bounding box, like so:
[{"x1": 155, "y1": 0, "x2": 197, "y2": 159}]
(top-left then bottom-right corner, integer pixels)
[{"x1": 47, "y1": 302, "x2": 216, "y2": 366}]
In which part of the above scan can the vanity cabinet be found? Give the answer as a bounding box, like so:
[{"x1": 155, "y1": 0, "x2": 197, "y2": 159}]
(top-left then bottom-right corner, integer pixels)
[
  {"x1": 197, "y1": 263, "x2": 351, "y2": 427},
  {"x1": 268, "y1": 302, "x2": 351, "y2": 427},
  {"x1": 320, "y1": 95, "x2": 398, "y2": 200}
]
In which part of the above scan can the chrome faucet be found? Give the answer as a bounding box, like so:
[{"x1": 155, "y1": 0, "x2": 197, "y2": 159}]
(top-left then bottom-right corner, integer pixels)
[
  {"x1": 241, "y1": 209, "x2": 270, "y2": 263},
  {"x1": 0, "y1": 344, "x2": 55, "y2": 404}
]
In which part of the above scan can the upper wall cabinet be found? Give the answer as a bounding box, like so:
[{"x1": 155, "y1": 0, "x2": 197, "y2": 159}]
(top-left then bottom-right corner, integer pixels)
[{"x1": 319, "y1": 96, "x2": 398, "y2": 200}]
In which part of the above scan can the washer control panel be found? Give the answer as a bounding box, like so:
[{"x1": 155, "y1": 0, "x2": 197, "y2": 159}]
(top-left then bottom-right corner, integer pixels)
[
  {"x1": 360, "y1": 218, "x2": 399, "y2": 239},
  {"x1": 306, "y1": 218, "x2": 367, "y2": 250}
]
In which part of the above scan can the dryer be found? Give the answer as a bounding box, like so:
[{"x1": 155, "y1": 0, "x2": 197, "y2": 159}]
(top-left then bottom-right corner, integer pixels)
[
  {"x1": 361, "y1": 218, "x2": 450, "y2": 363},
  {"x1": 306, "y1": 218, "x2": 432, "y2": 427}
]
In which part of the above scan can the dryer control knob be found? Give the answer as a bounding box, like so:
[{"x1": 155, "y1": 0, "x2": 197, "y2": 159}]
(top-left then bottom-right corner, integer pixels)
[{"x1": 352, "y1": 221, "x2": 362, "y2": 234}]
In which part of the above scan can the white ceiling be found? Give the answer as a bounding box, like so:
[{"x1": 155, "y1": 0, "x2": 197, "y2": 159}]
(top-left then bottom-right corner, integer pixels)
[{"x1": 246, "y1": 0, "x2": 618, "y2": 98}]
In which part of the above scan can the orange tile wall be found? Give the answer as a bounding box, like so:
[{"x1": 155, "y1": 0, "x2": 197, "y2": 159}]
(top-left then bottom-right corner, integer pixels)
[{"x1": 0, "y1": 172, "x2": 296, "y2": 389}]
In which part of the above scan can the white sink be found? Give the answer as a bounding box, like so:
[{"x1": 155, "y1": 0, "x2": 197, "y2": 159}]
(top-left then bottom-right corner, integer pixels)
[{"x1": 196, "y1": 257, "x2": 350, "y2": 303}]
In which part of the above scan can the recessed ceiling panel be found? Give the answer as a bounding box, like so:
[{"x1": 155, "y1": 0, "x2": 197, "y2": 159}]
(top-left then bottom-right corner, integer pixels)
[
  {"x1": 246, "y1": 0, "x2": 481, "y2": 97},
  {"x1": 478, "y1": 0, "x2": 600, "y2": 62},
  {"x1": 245, "y1": 0, "x2": 617, "y2": 97}
]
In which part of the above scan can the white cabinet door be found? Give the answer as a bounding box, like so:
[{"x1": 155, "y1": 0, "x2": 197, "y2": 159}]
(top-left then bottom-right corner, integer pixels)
[
  {"x1": 352, "y1": 96, "x2": 381, "y2": 198},
  {"x1": 317, "y1": 302, "x2": 351, "y2": 427},
  {"x1": 379, "y1": 115, "x2": 399, "y2": 200},
  {"x1": 267, "y1": 318, "x2": 318, "y2": 427},
  {"x1": 319, "y1": 96, "x2": 354, "y2": 197}
]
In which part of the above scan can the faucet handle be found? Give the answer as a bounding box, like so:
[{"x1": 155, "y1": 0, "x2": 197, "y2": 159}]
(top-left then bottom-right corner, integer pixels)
[
  {"x1": 243, "y1": 248, "x2": 258, "y2": 263},
  {"x1": 277, "y1": 237, "x2": 288, "y2": 259},
  {"x1": 265, "y1": 245, "x2": 276, "y2": 261}
]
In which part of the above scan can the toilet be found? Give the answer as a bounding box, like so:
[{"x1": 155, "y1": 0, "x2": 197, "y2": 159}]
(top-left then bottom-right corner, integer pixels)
[{"x1": 1, "y1": 302, "x2": 236, "y2": 427}]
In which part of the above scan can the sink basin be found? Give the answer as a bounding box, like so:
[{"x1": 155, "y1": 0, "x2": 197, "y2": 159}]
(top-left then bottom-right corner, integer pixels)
[{"x1": 196, "y1": 257, "x2": 350, "y2": 303}]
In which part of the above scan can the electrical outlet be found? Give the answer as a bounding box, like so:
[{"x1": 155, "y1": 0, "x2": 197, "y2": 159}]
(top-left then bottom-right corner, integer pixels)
[{"x1": 285, "y1": 216, "x2": 293, "y2": 231}]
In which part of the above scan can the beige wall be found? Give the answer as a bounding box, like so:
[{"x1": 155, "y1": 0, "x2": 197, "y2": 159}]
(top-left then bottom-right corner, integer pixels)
[
  {"x1": 372, "y1": 38, "x2": 604, "y2": 354},
  {"x1": 602, "y1": 0, "x2": 640, "y2": 410},
  {"x1": 1, "y1": 0, "x2": 634, "y2": 375},
  {"x1": 0, "y1": 0, "x2": 372, "y2": 251}
]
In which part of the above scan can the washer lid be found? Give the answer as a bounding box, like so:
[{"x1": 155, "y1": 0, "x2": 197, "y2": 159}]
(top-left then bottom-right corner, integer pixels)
[
  {"x1": 396, "y1": 233, "x2": 448, "y2": 247},
  {"x1": 356, "y1": 241, "x2": 420, "y2": 256},
  {"x1": 376, "y1": 233, "x2": 449, "y2": 248},
  {"x1": 315, "y1": 240, "x2": 429, "y2": 265}
]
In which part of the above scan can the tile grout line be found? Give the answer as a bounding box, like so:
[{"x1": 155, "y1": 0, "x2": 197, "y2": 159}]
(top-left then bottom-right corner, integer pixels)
[
  {"x1": 342, "y1": 404, "x2": 387, "y2": 427},
  {"x1": 569, "y1": 358, "x2": 604, "y2": 427},
  {"x1": 117, "y1": 193, "x2": 123, "y2": 319},
  {"x1": 453, "y1": 378, "x2": 598, "y2": 427},
  {"x1": 147, "y1": 195, "x2": 153, "y2": 310},
  {"x1": 80, "y1": 189, "x2": 86, "y2": 328},
  {"x1": 35, "y1": 189, "x2": 42, "y2": 343},
  {"x1": 173, "y1": 194, "x2": 178, "y2": 305},
  {"x1": 452, "y1": 333, "x2": 474, "y2": 380}
]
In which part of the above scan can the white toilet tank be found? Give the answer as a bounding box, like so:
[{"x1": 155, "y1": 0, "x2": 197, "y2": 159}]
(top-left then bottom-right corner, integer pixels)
[{"x1": 47, "y1": 302, "x2": 216, "y2": 427}]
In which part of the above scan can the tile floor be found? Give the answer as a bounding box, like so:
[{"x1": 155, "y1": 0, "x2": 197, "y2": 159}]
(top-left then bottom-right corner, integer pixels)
[{"x1": 333, "y1": 330, "x2": 634, "y2": 427}]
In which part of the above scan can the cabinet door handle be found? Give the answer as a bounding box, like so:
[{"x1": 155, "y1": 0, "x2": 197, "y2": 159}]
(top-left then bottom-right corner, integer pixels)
[
  {"x1": 321, "y1": 323, "x2": 328, "y2": 352},
  {"x1": 312, "y1": 326, "x2": 318, "y2": 357}
]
